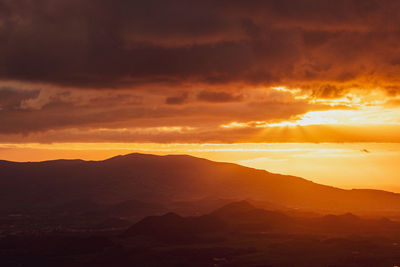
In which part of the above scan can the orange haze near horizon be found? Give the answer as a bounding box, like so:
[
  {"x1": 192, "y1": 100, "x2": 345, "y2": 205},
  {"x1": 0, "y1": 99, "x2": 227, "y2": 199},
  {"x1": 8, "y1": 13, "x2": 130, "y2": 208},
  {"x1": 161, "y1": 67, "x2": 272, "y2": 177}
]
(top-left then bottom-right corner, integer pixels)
[{"x1": 1, "y1": 142, "x2": 400, "y2": 193}]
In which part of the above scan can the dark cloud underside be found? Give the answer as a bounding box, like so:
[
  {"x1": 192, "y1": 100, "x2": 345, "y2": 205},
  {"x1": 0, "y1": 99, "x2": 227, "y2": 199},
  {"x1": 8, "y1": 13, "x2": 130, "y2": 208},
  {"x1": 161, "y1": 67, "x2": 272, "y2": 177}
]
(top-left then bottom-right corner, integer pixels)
[
  {"x1": 1, "y1": 0, "x2": 400, "y2": 142},
  {"x1": 0, "y1": 0, "x2": 399, "y2": 89}
]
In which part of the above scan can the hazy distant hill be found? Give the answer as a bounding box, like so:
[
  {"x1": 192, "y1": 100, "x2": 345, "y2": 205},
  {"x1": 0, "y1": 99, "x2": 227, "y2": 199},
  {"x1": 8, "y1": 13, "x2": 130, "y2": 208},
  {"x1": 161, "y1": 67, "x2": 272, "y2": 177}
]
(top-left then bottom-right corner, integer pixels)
[
  {"x1": 1, "y1": 153, "x2": 400, "y2": 215},
  {"x1": 125, "y1": 201, "x2": 400, "y2": 243}
]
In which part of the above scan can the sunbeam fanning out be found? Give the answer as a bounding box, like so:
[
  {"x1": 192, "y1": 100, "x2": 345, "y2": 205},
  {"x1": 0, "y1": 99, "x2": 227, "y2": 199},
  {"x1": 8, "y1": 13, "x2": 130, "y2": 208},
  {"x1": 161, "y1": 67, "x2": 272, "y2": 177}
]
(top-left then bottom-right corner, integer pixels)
[
  {"x1": 266, "y1": 107, "x2": 400, "y2": 127},
  {"x1": 220, "y1": 105, "x2": 400, "y2": 129}
]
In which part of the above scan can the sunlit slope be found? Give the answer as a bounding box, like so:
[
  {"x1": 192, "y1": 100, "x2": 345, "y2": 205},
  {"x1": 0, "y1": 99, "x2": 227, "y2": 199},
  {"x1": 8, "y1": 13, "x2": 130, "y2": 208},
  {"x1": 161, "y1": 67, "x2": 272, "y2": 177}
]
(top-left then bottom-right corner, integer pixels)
[{"x1": 0, "y1": 153, "x2": 399, "y2": 214}]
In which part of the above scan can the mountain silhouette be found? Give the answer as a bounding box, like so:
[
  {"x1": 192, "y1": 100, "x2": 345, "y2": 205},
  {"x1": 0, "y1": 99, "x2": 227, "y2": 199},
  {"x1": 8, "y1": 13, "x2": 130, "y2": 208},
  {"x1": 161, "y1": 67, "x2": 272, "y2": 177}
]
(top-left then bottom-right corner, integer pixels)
[
  {"x1": 124, "y1": 201, "x2": 400, "y2": 243},
  {"x1": 1, "y1": 153, "x2": 400, "y2": 215},
  {"x1": 125, "y1": 212, "x2": 226, "y2": 243},
  {"x1": 210, "y1": 200, "x2": 256, "y2": 217}
]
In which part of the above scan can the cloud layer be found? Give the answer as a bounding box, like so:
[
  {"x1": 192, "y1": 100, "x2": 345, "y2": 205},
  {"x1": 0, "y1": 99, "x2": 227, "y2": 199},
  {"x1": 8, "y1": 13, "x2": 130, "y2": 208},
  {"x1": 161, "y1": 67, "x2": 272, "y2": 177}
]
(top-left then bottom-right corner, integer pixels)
[
  {"x1": 1, "y1": 0, "x2": 400, "y2": 88},
  {"x1": 1, "y1": 0, "x2": 400, "y2": 142}
]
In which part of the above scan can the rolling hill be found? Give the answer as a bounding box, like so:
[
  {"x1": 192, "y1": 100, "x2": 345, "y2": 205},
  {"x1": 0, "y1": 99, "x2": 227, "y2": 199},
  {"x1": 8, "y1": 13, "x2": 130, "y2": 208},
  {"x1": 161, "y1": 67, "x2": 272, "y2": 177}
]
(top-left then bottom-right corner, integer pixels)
[{"x1": 1, "y1": 153, "x2": 400, "y2": 215}]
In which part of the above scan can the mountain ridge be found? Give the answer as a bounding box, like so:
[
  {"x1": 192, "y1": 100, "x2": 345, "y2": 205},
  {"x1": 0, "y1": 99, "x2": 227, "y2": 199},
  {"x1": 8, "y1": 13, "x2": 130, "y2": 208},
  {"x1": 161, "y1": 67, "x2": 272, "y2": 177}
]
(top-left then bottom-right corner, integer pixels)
[
  {"x1": 0, "y1": 153, "x2": 391, "y2": 194},
  {"x1": 124, "y1": 200, "x2": 400, "y2": 244},
  {"x1": 1, "y1": 152, "x2": 400, "y2": 216}
]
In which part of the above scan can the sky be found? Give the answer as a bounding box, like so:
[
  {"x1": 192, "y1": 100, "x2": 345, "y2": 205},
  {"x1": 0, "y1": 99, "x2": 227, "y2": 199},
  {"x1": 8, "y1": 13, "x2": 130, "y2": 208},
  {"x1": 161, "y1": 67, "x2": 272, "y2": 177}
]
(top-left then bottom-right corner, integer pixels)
[{"x1": 1, "y1": 0, "x2": 400, "y2": 191}]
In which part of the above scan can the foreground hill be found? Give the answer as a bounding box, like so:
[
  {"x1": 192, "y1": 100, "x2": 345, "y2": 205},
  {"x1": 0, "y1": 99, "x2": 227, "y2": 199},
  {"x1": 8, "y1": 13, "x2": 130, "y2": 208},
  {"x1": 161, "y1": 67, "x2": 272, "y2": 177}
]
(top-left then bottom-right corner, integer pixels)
[
  {"x1": 3, "y1": 201, "x2": 400, "y2": 267},
  {"x1": 1, "y1": 153, "x2": 400, "y2": 215}
]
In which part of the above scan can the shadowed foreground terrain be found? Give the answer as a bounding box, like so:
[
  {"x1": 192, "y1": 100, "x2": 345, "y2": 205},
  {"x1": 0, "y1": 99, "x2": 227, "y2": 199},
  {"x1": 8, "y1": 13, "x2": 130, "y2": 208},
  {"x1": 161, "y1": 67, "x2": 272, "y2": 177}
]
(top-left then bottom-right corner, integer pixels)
[
  {"x1": 1, "y1": 154, "x2": 400, "y2": 266},
  {"x1": 2, "y1": 201, "x2": 400, "y2": 266}
]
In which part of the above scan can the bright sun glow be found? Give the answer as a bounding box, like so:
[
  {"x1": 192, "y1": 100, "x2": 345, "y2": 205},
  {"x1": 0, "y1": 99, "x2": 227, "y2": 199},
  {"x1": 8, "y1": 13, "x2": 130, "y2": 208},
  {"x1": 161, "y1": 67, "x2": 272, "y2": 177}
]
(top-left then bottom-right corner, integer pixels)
[
  {"x1": 221, "y1": 106, "x2": 400, "y2": 128},
  {"x1": 266, "y1": 108, "x2": 400, "y2": 127}
]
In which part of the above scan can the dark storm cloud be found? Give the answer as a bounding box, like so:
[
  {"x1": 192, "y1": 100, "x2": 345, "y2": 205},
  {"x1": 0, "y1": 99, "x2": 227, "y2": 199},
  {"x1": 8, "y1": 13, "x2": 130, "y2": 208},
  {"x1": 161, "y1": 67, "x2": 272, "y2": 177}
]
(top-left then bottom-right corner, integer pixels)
[
  {"x1": 310, "y1": 85, "x2": 348, "y2": 99},
  {"x1": 0, "y1": 87, "x2": 322, "y2": 134},
  {"x1": 1, "y1": 0, "x2": 400, "y2": 91},
  {"x1": 88, "y1": 93, "x2": 143, "y2": 106},
  {"x1": 0, "y1": 87, "x2": 40, "y2": 110},
  {"x1": 197, "y1": 90, "x2": 244, "y2": 103},
  {"x1": 165, "y1": 92, "x2": 188, "y2": 105}
]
